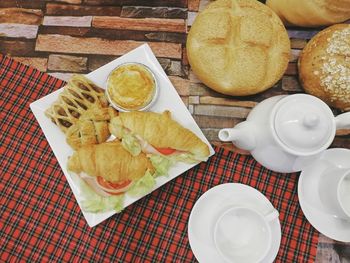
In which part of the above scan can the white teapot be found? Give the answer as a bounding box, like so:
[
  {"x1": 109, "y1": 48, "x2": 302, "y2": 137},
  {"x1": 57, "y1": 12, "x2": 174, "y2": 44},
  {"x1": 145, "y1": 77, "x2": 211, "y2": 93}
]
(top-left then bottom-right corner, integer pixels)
[{"x1": 218, "y1": 94, "x2": 350, "y2": 173}]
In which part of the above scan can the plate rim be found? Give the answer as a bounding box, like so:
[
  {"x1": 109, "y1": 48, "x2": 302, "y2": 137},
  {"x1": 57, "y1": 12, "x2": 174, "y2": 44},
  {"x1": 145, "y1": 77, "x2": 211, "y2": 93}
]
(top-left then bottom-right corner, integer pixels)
[
  {"x1": 298, "y1": 148, "x2": 350, "y2": 242},
  {"x1": 188, "y1": 183, "x2": 281, "y2": 263}
]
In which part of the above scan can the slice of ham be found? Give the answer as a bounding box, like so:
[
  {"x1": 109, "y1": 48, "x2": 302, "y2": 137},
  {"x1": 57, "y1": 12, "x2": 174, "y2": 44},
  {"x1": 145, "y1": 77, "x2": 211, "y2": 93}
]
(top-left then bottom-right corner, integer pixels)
[
  {"x1": 95, "y1": 177, "x2": 133, "y2": 195},
  {"x1": 80, "y1": 173, "x2": 133, "y2": 196},
  {"x1": 136, "y1": 134, "x2": 160, "y2": 154},
  {"x1": 80, "y1": 174, "x2": 111, "y2": 197},
  {"x1": 135, "y1": 134, "x2": 184, "y2": 155}
]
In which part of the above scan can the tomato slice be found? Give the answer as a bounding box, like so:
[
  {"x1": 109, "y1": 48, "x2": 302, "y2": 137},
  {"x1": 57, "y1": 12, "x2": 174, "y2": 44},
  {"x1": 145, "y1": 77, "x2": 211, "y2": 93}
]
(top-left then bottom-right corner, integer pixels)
[
  {"x1": 155, "y1": 147, "x2": 176, "y2": 155},
  {"x1": 96, "y1": 177, "x2": 132, "y2": 195}
]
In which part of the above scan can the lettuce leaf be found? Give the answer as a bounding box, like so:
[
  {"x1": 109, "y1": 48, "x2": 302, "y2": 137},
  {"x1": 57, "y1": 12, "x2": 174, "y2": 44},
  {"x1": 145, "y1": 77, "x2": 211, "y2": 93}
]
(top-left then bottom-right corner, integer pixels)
[
  {"x1": 149, "y1": 154, "x2": 174, "y2": 177},
  {"x1": 109, "y1": 119, "x2": 124, "y2": 139},
  {"x1": 121, "y1": 133, "x2": 142, "y2": 156},
  {"x1": 167, "y1": 152, "x2": 201, "y2": 164},
  {"x1": 81, "y1": 195, "x2": 124, "y2": 213},
  {"x1": 70, "y1": 173, "x2": 124, "y2": 213},
  {"x1": 127, "y1": 170, "x2": 156, "y2": 197}
]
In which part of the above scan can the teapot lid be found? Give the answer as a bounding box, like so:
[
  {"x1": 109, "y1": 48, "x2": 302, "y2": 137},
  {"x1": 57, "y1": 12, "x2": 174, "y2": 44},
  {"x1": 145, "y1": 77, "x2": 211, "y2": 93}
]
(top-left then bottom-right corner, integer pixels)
[{"x1": 272, "y1": 94, "x2": 335, "y2": 156}]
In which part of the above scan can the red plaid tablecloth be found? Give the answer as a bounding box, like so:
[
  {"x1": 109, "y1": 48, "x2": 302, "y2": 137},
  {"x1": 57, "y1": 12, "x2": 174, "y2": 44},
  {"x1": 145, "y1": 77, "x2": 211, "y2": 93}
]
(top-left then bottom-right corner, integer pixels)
[{"x1": 0, "y1": 55, "x2": 319, "y2": 262}]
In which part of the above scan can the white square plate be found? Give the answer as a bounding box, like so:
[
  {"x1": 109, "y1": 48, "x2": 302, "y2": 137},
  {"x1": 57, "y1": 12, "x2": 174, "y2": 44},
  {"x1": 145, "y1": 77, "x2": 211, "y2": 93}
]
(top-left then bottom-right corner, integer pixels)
[{"x1": 30, "y1": 44, "x2": 215, "y2": 227}]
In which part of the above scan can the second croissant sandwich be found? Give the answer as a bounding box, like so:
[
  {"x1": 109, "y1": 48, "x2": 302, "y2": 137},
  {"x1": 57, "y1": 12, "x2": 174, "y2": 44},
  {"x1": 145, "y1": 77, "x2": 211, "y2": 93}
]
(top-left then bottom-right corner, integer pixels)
[
  {"x1": 109, "y1": 111, "x2": 210, "y2": 162},
  {"x1": 67, "y1": 140, "x2": 154, "y2": 196}
]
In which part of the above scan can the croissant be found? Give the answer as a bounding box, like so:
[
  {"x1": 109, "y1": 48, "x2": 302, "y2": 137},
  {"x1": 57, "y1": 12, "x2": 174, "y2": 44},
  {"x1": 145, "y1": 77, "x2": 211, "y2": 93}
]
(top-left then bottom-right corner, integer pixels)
[
  {"x1": 109, "y1": 111, "x2": 210, "y2": 160},
  {"x1": 66, "y1": 106, "x2": 118, "y2": 150},
  {"x1": 67, "y1": 140, "x2": 154, "y2": 182}
]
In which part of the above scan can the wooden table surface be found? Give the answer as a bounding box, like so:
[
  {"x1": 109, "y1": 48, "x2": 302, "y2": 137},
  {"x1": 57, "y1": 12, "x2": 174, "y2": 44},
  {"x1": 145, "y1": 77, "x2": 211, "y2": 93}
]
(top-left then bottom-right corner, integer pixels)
[{"x1": 0, "y1": 0, "x2": 349, "y2": 261}]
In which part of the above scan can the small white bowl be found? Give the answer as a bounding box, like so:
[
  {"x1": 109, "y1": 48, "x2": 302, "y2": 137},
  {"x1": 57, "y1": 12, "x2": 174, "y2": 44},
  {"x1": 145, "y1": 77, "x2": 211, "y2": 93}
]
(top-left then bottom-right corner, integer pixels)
[
  {"x1": 105, "y1": 62, "x2": 159, "y2": 112},
  {"x1": 214, "y1": 207, "x2": 278, "y2": 263}
]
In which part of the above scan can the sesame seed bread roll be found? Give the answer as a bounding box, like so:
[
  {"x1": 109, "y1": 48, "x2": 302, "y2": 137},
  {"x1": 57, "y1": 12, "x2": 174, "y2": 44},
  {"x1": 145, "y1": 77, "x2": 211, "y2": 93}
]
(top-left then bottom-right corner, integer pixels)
[
  {"x1": 298, "y1": 24, "x2": 350, "y2": 111},
  {"x1": 186, "y1": 0, "x2": 290, "y2": 96}
]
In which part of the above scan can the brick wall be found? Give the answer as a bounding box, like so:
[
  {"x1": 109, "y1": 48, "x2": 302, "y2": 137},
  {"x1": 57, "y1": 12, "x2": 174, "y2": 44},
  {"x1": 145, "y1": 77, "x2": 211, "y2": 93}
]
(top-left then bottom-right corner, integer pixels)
[{"x1": 0, "y1": 0, "x2": 349, "y2": 151}]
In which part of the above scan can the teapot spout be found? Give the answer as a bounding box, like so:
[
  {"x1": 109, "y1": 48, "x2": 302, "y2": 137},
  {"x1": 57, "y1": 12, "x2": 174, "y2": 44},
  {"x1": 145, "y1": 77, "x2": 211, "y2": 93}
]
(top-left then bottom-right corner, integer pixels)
[
  {"x1": 218, "y1": 128, "x2": 241, "y2": 142},
  {"x1": 218, "y1": 122, "x2": 256, "y2": 151}
]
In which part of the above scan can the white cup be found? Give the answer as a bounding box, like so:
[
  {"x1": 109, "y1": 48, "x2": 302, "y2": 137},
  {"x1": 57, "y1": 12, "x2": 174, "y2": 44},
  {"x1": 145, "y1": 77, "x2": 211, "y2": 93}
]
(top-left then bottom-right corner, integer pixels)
[
  {"x1": 319, "y1": 167, "x2": 350, "y2": 220},
  {"x1": 213, "y1": 207, "x2": 279, "y2": 263}
]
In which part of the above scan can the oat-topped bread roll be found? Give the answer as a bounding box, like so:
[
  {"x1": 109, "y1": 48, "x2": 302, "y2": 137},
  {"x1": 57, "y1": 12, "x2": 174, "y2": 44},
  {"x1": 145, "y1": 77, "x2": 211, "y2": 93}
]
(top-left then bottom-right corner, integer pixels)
[
  {"x1": 186, "y1": 0, "x2": 290, "y2": 96},
  {"x1": 298, "y1": 24, "x2": 350, "y2": 111},
  {"x1": 45, "y1": 74, "x2": 109, "y2": 133},
  {"x1": 267, "y1": 0, "x2": 350, "y2": 27}
]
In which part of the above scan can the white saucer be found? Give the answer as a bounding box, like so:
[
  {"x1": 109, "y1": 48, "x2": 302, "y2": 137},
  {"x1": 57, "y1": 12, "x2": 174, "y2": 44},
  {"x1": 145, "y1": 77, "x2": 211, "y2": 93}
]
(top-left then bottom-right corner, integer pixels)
[
  {"x1": 298, "y1": 148, "x2": 350, "y2": 242},
  {"x1": 188, "y1": 183, "x2": 281, "y2": 263}
]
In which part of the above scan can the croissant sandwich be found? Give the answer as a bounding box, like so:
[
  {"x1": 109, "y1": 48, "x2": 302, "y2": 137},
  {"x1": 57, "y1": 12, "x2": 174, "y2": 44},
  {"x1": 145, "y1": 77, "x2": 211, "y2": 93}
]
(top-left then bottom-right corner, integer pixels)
[
  {"x1": 109, "y1": 111, "x2": 210, "y2": 163},
  {"x1": 67, "y1": 140, "x2": 154, "y2": 196}
]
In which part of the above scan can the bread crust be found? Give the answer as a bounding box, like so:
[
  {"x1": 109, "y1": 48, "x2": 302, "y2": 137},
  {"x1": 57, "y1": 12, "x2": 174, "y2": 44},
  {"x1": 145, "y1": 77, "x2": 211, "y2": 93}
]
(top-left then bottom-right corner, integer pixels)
[
  {"x1": 66, "y1": 106, "x2": 117, "y2": 150},
  {"x1": 110, "y1": 111, "x2": 210, "y2": 160},
  {"x1": 67, "y1": 140, "x2": 153, "y2": 182},
  {"x1": 45, "y1": 74, "x2": 109, "y2": 133},
  {"x1": 267, "y1": 0, "x2": 350, "y2": 27},
  {"x1": 186, "y1": 0, "x2": 290, "y2": 96},
  {"x1": 298, "y1": 24, "x2": 350, "y2": 111}
]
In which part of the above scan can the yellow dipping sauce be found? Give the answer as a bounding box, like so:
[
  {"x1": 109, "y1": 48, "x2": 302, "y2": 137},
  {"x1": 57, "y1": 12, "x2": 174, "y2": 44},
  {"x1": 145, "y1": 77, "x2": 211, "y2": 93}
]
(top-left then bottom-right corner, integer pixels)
[{"x1": 107, "y1": 63, "x2": 156, "y2": 110}]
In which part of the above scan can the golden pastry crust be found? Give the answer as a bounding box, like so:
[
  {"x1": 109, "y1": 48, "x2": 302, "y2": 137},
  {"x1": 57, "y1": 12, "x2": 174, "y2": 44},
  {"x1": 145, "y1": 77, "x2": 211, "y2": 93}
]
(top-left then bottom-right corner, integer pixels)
[
  {"x1": 66, "y1": 106, "x2": 118, "y2": 150},
  {"x1": 298, "y1": 24, "x2": 350, "y2": 111},
  {"x1": 107, "y1": 63, "x2": 156, "y2": 110},
  {"x1": 267, "y1": 0, "x2": 350, "y2": 27},
  {"x1": 186, "y1": 0, "x2": 290, "y2": 96},
  {"x1": 109, "y1": 111, "x2": 210, "y2": 160},
  {"x1": 67, "y1": 140, "x2": 153, "y2": 182},
  {"x1": 45, "y1": 74, "x2": 109, "y2": 133}
]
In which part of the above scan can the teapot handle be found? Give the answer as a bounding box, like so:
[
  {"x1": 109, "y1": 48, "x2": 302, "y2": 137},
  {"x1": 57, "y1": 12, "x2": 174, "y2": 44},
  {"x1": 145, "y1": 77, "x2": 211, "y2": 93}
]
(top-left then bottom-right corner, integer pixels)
[{"x1": 335, "y1": 112, "x2": 350, "y2": 130}]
